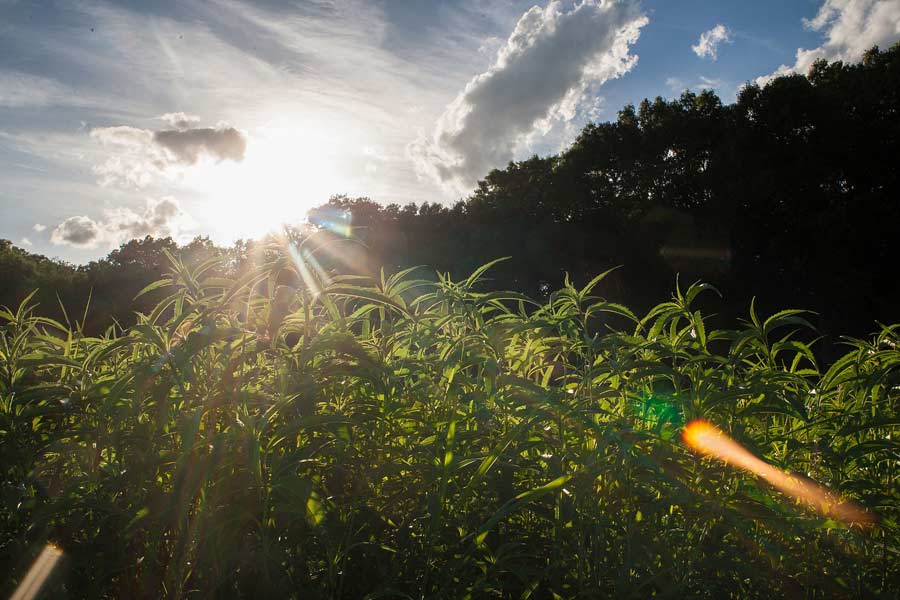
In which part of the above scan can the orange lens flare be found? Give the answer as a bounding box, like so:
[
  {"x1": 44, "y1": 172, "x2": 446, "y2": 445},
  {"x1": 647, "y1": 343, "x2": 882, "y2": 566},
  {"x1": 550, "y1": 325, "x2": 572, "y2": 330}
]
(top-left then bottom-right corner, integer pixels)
[{"x1": 683, "y1": 419, "x2": 874, "y2": 526}]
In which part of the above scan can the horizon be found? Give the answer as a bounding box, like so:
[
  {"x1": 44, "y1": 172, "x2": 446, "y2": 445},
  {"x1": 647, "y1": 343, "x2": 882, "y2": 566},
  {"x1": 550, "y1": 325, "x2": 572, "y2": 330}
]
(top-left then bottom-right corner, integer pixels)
[{"x1": 2, "y1": 0, "x2": 898, "y2": 265}]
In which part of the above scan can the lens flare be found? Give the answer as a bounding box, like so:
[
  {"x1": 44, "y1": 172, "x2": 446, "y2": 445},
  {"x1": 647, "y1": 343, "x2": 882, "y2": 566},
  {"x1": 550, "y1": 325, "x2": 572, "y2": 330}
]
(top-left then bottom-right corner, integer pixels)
[
  {"x1": 309, "y1": 207, "x2": 353, "y2": 238},
  {"x1": 287, "y1": 243, "x2": 331, "y2": 297},
  {"x1": 683, "y1": 419, "x2": 874, "y2": 526},
  {"x1": 11, "y1": 544, "x2": 65, "y2": 600}
]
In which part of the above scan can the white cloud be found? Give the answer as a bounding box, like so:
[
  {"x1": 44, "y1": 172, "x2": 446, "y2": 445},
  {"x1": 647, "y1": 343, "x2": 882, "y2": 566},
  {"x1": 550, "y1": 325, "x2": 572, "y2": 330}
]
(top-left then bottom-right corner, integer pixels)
[
  {"x1": 20, "y1": 237, "x2": 33, "y2": 246},
  {"x1": 105, "y1": 197, "x2": 187, "y2": 240},
  {"x1": 50, "y1": 197, "x2": 192, "y2": 248},
  {"x1": 697, "y1": 75, "x2": 725, "y2": 89},
  {"x1": 33, "y1": 223, "x2": 47, "y2": 232},
  {"x1": 692, "y1": 24, "x2": 732, "y2": 61},
  {"x1": 478, "y1": 36, "x2": 504, "y2": 58},
  {"x1": 160, "y1": 112, "x2": 201, "y2": 129},
  {"x1": 757, "y1": 0, "x2": 900, "y2": 85},
  {"x1": 666, "y1": 75, "x2": 726, "y2": 94},
  {"x1": 408, "y1": 0, "x2": 648, "y2": 192},
  {"x1": 90, "y1": 126, "x2": 161, "y2": 188},
  {"x1": 90, "y1": 121, "x2": 246, "y2": 188},
  {"x1": 90, "y1": 126, "x2": 156, "y2": 150}
]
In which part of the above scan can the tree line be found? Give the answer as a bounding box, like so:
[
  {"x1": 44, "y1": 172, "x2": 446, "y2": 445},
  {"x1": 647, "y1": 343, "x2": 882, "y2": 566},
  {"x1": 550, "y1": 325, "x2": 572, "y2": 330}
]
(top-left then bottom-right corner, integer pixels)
[{"x1": 2, "y1": 44, "x2": 898, "y2": 350}]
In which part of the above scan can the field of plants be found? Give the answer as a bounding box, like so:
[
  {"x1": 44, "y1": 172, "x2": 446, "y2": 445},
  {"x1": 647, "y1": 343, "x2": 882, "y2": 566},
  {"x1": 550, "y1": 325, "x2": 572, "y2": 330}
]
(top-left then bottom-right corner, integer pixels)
[{"x1": 2, "y1": 242, "x2": 899, "y2": 598}]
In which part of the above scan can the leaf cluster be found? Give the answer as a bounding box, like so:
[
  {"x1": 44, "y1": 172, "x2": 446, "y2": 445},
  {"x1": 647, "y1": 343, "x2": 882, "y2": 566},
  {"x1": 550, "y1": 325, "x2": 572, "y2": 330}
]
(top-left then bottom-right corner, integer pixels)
[{"x1": 2, "y1": 252, "x2": 898, "y2": 598}]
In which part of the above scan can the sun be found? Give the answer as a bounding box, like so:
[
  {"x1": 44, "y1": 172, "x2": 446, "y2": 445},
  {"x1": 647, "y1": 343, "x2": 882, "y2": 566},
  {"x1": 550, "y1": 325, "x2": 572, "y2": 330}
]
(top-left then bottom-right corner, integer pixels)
[{"x1": 184, "y1": 126, "x2": 342, "y2": 242}]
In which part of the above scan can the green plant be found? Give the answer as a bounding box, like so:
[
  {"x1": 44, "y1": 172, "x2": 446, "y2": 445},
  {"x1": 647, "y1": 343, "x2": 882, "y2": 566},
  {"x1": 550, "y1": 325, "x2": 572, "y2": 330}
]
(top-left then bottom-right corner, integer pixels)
[{"x1": 2, "y1": 248, "x2": 898, "y2": 599}]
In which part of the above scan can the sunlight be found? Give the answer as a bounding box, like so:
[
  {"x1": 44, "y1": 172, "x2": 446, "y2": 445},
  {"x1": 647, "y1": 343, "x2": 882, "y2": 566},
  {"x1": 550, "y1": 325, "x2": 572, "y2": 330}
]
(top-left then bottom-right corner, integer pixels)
[
  {"x1": 185, "y1": 126, "x2": 342, "y2": 241},
  {"x1": 287, "y1": 242, "x2": 332, "y2": 297},
  {"x1": 683, "y1": 419, "x2": 874, "y2": 526}
]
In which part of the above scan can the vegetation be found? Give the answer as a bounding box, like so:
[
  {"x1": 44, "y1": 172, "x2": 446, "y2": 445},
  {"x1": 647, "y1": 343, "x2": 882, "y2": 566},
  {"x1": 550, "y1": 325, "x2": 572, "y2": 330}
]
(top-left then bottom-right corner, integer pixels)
[
  {"x1": 2, "y1": 243, "x2": 898, "y2": 598},
  {"x1": 3, "y1": 44, "x2": 900, "y2": 346}
]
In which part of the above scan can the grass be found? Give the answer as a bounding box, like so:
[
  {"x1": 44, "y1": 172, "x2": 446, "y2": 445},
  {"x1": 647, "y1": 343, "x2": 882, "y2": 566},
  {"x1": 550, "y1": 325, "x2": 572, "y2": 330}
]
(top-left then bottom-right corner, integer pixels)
[{"x1": 1, "y1": 243, "x2": 898, "y2": 598}]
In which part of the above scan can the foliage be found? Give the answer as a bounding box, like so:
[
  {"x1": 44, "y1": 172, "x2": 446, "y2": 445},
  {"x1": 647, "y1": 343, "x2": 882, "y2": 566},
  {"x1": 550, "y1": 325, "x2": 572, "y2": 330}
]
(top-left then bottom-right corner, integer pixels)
[
  {"x1": 4, "y1": 45, "x2": 900, "y2": 346},
  {"x1": 0, "y1": 236, "x2": 253, "y2": 337},
  {"x1": 0, "y1": 240, "x2": 87, "y2": 326},
  {"x1": 2, "y1": 247, "x2": 898, "y2": 599}
]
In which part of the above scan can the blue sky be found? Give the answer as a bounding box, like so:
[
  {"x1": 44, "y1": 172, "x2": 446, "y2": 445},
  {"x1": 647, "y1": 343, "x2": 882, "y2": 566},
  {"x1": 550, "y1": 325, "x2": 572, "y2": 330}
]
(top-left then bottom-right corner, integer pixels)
[{"x1": 1, "y1": 0, "x2": 898, "y2": 263}]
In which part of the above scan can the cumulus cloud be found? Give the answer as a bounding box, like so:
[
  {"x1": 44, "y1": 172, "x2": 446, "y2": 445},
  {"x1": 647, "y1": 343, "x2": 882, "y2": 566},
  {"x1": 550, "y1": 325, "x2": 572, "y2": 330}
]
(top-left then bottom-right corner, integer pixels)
[
  {"x1": 20, "y1": 237, "x2": 33, "y2": 247},
  {"x1": 757, "y1": 0, "x2": 900, "y2": 85},
  {"x1": 692, "y1": 24, "x2": 732, "y2": 60},
  {"x1": 33, "y1": 223, "x2": 47, "y2": 232},
  {"x1": 90, "y1": 120, "x2": 246, "y2": 188},
  {"x1": 478, "y1": 36, "x2": 504, "y2": 58},
  {"x1": 90, "y1": 126, "x2": 165, "y2": 187},
  {"x1": 408, "y1": 0, "x2": 648, "y2": 192},
  {"x1": 105, "y1": 196, "x2": 184, "y2": 239},
  {"x1": 51, "y1": 216, "x2": 103, "y2": 247},
  {"x1": 50, "y1": 197, "x2": 190, "y2": 248},
  {"x1": 153, "y1": 127, "x2": 246, "y2": 164}
]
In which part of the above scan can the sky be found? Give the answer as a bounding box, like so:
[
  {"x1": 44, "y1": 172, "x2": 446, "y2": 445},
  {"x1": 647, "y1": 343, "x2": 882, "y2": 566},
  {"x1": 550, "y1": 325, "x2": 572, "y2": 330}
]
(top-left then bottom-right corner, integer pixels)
[{"x1": 1, "y1": 0, "x2": 899, "y2": 263}]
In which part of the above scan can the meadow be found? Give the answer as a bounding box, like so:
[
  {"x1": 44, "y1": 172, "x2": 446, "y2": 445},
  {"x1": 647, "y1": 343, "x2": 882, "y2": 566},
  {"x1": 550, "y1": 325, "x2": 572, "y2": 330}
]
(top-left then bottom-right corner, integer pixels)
[{"x1": 2, "y1": 242, "x2": 898, "y2": 598}]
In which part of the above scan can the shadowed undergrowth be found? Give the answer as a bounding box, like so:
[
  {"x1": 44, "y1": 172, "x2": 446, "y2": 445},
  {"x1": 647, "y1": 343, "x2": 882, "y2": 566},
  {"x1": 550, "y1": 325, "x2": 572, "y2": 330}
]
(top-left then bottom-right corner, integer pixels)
[{"x1": 1, "y1": 246, "x2": 898, "y2": 599}]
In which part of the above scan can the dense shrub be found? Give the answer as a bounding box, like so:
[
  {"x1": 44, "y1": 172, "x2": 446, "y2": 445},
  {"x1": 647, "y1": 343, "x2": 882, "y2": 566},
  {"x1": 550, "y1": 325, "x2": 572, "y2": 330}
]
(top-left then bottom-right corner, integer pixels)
[{"x1": 2, "y1": 244, "x2": 898, "y2": 598}]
